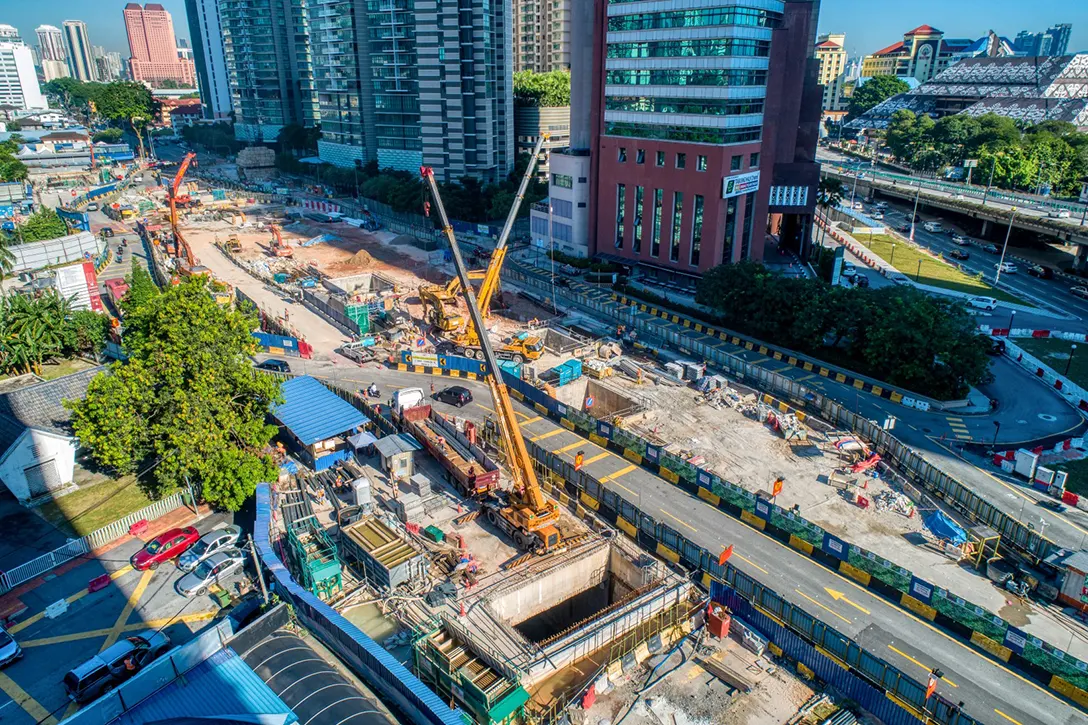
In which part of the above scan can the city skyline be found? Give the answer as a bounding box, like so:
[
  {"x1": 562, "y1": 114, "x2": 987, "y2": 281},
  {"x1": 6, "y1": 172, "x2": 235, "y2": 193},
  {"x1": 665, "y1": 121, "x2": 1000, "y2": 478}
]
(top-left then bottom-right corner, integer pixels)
[
  {"x1": 3, "y1": 0, "x2": 189, "y2": 57},
  {"x1": 817, "y1": 0, "x2": 1085, "y2": 58}
]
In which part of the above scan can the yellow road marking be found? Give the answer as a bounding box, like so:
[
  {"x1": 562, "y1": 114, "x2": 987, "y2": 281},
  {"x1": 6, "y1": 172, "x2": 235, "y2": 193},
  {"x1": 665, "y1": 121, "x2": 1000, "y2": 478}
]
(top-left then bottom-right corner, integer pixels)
[
  {"x1": 521, "y1": 416, "x2": 543, "y2": 425},
  {"x1": 0, "y1": 672, "x2": 57, "y2": 725},
  {"x1": 583, "y1": 451, "x2": 611, "y2": 466},
  {"x1": 659, "y1": 509, "x2": 697, "y2": 533},
  {"x1": 888, "y1": 645, "x2": 958, "y2": 687},
  {"x1": 8, "y1": 565, "x2": 134, "y2": 635},
  {"x1": 134, "y1": 611, "x2": 217, "y2": 630},
  {"x1": 531, "y1": 428, "x2": 565, "y2": 442},
  {"x1": 825, "y1": 588, "x2": 871, "y2": 614},
  {"x1": 994, "y1": 710, "x2": 1024, "y2": 725},
  {"x1": 609, "y1": 480, "x2": 639, "y2": 498},
  {"x1": 735, "y1": 553, "x2": 768, "y2": 574},
  {"x1": 556, "y1": 441, "x2": 587, "y2": 454},
  {"x1": 601, "y1": 464, "x2": 638, "y2": 483},
  {"x1": 99, "y1": 569, "x2": 153, "y2": 652},
  {"x1": 19, "y1": 628, "x2": 116, "y2": 648},
  {"x1": 794, "y1": 589, "x2": 852, "y2": 625}
]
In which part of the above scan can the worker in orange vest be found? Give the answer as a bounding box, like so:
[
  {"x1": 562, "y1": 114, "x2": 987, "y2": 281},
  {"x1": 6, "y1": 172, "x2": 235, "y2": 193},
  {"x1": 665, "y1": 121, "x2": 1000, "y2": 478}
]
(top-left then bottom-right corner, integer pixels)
[{"x1": 574, "y1": 450, "x2": 585, "y2": 471}]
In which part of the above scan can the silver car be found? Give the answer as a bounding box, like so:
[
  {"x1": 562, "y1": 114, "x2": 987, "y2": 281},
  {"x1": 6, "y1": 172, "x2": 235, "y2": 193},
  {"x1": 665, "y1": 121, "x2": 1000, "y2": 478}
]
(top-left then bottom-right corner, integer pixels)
[
  {"x1": 175, "y1": 548, "x2": 246, "y2": 597},
  {"x1": 63, "y1": 631, "x2": 170, "y2": 703},
  {"x1": 177, "y1": 525, "x2": 243, "y2": 572},
  {"x1": 0, "y1": 625, "x2": 21, "y2": 668}
]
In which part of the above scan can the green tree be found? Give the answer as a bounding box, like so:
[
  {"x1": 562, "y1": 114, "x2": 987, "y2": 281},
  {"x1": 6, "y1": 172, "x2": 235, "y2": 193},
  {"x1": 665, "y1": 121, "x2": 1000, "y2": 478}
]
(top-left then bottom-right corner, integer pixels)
[
  {"x1": 277, "y1": 124, "x2": 322, "y2": 155},
  {"x1": 814, "y1": 177, "x2": 844, "y2": 249},
  {"x1": 67, "y1": 277, "x2": 280, "y2": 509},
  {"x1": 847, "y1": 75, "x2": 910, "y2": 120},
  {"x1": 92, "y1": 128, "x2": 124, "y2": 143},
  {"x1": 0, "y1": 235, "x2": 15, "y2": 292},
  {"x1": 0, "y1": 291, "x2": 75, "y2": 374},
  {"x1": 69, "y1": 310, "x2": 111, "y2": 355},
  {"x1": 121, "y1": 266, "x2": 160, "y2": 316},
  {"x1": 93, "y1": 81, "x2": 160, "y2": 159},
  {"x1": 7, "y1": 208, "x2": 69, "y2": 243},
  {"x1": 513, "y1": 70, "x2": 572, "y2": 107}
]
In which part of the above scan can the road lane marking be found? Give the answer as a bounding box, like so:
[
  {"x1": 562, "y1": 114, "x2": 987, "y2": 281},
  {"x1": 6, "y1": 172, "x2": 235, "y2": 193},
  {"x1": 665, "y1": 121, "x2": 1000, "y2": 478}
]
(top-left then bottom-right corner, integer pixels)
[
  {"x1": 19, "y1": 628, "x2": 116, "y2": 648},
  {"x1": 888, "y1": 645, "x2": 958, "y2": 687},
  {"x1": 794, "y1": 589, "x2": 851, "y2": 625},
  {"x1": 601, "y1": 464, "x2": 638, "y2": 483},
  {"x1": 994, "y1": 710, "x2": 1024, "y2": 725},
  {"x1": 530, "y1": 429, "x2": 565, "y2": 442},
  {"x1": 583, "y1": 452, "x2": 611, "y2": 466},
  {"x1": 659, "y1": 509, "x2": 697, "y2": 533},
  {"x1": 555, "y1": 441, "x2": 588, "y2": 455},
  {"x1": 8, "y1": 564, "x2": 135, "y2": 635},
  {"x1": 132, "y1": 611, "x2": 217, "y2": 630},
  {"x1": 99, "y1": 568, "x2": 154, "y2": 652},
  {"x1": 824, "y1": 588, "x2": 870, "y2": 614},
  {"x1": 0, "y1": 672, "x2": 57, "y2": 725},
  {"x1": 521, "y1": 416, "x2": 543, "y2": 425},
  {"x1": 734, "y1": 554, "x2": 768, "y2": 574},
  {"x1": 609, "y1": 480, "x2": 639, "y2": 497}
]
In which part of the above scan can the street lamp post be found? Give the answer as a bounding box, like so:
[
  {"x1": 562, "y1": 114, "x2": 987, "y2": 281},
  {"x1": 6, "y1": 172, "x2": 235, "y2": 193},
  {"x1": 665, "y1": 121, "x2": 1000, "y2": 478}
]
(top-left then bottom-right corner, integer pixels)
[
  {"x1": 916, "y1": 258, "x2": 923, "y2": 282},
  {"x1": 995, "y1": 207, "x2": 1017, "y2": 286},
  {"x1": 982, "y1": 162, "x2": 996, "y2": 207},
  {"x1": 890, "y1": 244, "x2": 896, "y2": 265},
  {"x1": 1066, "y1": 344, "x2": 1078, "y2": 377},
  {"x1": 850, "y1": 171, "x2": 860, "y2": 209},
  {"x1": 992, "y1": 421, "x2": 1001, "y2": 447},
  {"x1": 909, "y1": 180, "x2": 921, "y2": 242},
  {"x1": 1008, "y1": 309, "x2": 1015, "y2": 334}
]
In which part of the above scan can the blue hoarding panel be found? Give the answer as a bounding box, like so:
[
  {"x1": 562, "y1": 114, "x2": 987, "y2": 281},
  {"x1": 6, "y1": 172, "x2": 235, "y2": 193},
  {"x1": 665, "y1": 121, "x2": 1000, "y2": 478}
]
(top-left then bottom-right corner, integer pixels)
[
  {"x1": 822, "y1": 533, "x2": 850, "y2": 561},
  {"x1": 909, "y1": 576, "x2": 934, "y2": 604}
]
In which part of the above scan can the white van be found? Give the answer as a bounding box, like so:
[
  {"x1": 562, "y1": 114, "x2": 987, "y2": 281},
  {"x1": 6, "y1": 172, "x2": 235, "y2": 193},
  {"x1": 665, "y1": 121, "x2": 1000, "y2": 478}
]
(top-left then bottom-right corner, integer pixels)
[
  {"x1": 922, "y1": 221, "x2": 943, "y2": 233},
  {"x1": 392, "y1": 387, "x2": 426, "y2": 412}
]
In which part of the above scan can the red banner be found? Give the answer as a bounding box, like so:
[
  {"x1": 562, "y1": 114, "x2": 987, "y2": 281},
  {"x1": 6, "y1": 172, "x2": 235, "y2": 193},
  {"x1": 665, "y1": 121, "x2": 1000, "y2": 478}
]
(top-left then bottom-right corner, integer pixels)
[{"x1": 82, "y1": 261, "x2": 104, "y2": 312}]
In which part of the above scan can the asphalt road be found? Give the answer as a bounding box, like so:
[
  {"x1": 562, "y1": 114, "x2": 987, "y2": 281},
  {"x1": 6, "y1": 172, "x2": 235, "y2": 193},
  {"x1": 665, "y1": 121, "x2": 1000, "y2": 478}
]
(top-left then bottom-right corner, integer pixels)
[{"x1": 261, "y1": 357, "x2": 1087, "y2": 725}]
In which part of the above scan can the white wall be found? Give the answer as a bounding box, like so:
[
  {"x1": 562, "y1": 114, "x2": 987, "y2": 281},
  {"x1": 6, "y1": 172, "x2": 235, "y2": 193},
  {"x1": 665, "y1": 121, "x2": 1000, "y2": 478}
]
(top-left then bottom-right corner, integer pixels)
[
  {"x1": 0, "y1": 43, "x2": 46, "y2": 110},
  {"x1": 0, "y1": 430, "x2": 77, "y2": 502}
]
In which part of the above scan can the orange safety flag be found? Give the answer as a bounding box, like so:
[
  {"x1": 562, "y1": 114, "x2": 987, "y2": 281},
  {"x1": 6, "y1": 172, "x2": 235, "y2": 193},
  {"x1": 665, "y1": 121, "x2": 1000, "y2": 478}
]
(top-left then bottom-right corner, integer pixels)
[
  {"x1": 925, "y1": 673, "x2": 938, "y2": 700},
  {"x1": 772, "y1": 477, "x2": 784, "y2": 497},
  {"x1": 574, "y1": 451, "x2": 585, "y2": 471},
  {"x1": 719, "y1": 544, "x2": 734, "y2": 567}
]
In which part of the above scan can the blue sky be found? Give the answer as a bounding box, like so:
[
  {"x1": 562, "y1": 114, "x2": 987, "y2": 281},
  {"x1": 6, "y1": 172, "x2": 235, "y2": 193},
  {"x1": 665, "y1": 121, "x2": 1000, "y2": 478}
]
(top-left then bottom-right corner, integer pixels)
[
  {"x1": 4, "y1": 0, "x2": 190, "y2": 55},
  {"x1": 3, "y1": 0, "x2": 1086, "y2": 59},
  {"x1": 818, "y1": 0, "x2": 1087, "y2": 58}
]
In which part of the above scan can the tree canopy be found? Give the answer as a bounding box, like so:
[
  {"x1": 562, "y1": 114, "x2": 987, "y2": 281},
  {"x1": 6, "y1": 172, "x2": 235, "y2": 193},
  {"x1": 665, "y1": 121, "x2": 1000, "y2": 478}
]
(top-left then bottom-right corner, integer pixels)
[
  {"x1": 2, "y1": 208, "x2": 69, "y2": 244},
  {"x1": 277, "y1": 124, "x2": 322, "y2": 155},
  {"x1": 847, "y1": 75, "x2": 910, "y2": 119},
  {"x1": 884, "y1": 111, "x2": 1088, "y2": 196},
  {"x1": 694, "y1": 261, "x2": 990, "y2": 399},
  {"x1": 0, "y1": 291, "x2": 110, "y2": 375},
  {"x1": 0, "y1": 137, "x2": 27, "y2": 182},
  {"x1": 513, "y1": 70, "x2": 572, "y2": 107},
  {"x1": 92, "y1": 128, "x2": 124, "y2": 143},
  {"x1": 68, "y1": 276, "x2": 280, "y2": 510}
]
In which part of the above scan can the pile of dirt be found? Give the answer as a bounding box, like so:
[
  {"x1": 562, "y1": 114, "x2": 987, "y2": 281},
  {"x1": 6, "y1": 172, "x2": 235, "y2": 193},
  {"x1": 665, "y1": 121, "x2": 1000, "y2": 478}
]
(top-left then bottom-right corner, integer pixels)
[{"x1": 347, "y1": 249, "x2": 375, "y2": 267}]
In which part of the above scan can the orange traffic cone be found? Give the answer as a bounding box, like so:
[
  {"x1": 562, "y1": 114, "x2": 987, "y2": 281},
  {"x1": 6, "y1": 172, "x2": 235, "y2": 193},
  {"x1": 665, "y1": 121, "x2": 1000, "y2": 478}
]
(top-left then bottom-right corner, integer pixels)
[{"x1": 460, "y1": 601, "x2": 466, "y2": 617}]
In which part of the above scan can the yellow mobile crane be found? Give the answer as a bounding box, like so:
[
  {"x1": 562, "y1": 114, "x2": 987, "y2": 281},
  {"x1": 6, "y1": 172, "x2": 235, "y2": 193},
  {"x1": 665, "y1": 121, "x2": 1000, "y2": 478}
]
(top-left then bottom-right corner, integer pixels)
[
  {"x1": 421, "y1": 166, "x2": 561, "y2": 554},
  {"x1": 438, "y1": 133, "x2": 550, "y2": 363}
]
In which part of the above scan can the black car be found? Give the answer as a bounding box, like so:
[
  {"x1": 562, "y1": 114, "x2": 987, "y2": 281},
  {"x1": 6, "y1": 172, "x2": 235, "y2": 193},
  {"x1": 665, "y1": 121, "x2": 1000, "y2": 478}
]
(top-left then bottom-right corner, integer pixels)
[
  {"x1": 988, "y1": 338, "x2": 1006, "y2": 356},
  {"x1": 100, "y1": 227, "x2": 115, "y2": 238},
  {"x1": 1038, "y1": 499, "x2": 1066, "y2": 512},
  {"x1": 947, "y1": 249, "x2": 969, "y2": 260},
  {"x1": 434, "y1": 385, "x2": 473, "y2": 407},
  {"x1": 853, "y1": 275, "x2": 870, "y2": 288},
  {"x1": 256, "y1": 359, "x2": 290, "y2": 373},
  {"x1": 982, "y1": 244, "x2": 1000, "y2": 254},
  {"x1": 1028, "y1": 265, "x2": 1054, "y2": 279}
]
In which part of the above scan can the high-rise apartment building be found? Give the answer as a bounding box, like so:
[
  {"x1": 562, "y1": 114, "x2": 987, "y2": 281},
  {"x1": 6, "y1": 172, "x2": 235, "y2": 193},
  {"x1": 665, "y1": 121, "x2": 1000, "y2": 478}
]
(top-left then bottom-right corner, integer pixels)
[
  {"x1": 0, "y1": 41, "x2": 47, "y2": 109},
  {"x1": 124, "y1": 3, "x2": 196, "y2": 87},
  {"x1": 0, "y1": 25, "x2": 20, "y2": 44},
  {"x1": 309, "y1": 0, "x2": 513, "y2": 182},
  {"x1": 513, "y1": 0, "x2": 571, "y2": 73},
  {"x1": 815, "y1": 33, "x2": 847, "y2": 112},
  {"x1": 36, "y1": 25, "x2": 66, "y2": 62},
  {"x1": 220, "y1": 0, "x2": 318, "y2": 142},
  {"x1": 586, "y1": 0, "x2": 820, "y2": 276},
  {"x1": 63, "y1": 20, "x2": 98, "y2": 82},
  {"x1": 92, "y1": 46, "x2": 124, "y2": 81},
  {"x1": 1014, "y1": 24, "x2": 1073, "y2": 57},
  {"x1": 184, "y1": 0, "x2": 232, "y2": 119}
]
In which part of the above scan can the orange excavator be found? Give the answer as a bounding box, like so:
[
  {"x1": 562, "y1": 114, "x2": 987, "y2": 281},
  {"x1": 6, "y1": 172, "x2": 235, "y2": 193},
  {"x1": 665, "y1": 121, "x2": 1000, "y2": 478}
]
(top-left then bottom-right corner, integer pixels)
[
  {"x1": 269, "y1": 224, "x2": 292, "y2": 257},
  {"x1": 168, "y1": 152, "x2": 196, "y2": 236}
]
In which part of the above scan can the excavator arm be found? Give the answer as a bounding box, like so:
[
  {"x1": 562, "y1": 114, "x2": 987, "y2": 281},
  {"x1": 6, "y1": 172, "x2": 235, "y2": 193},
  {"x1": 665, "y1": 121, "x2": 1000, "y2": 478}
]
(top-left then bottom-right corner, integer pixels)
[
  {"x1": 168, "y1": 152, "x2": 197, "y2": 233},
  {"x1": 421, "y1": 167, "x2": 554, "y2": 521}
]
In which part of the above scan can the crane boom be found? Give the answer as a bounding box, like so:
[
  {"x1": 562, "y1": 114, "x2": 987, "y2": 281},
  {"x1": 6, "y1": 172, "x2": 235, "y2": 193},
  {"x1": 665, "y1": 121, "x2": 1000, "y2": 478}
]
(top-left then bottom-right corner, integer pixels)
[
  {"x1": 168, "y1": 152, "x2": 197, "y2": 233},
  {"x1": 421, "y1": 167, "x2": 554, "y2": 520},
  {"x1": 475, "y1": 132, "x2": 549, "y2": 317}
]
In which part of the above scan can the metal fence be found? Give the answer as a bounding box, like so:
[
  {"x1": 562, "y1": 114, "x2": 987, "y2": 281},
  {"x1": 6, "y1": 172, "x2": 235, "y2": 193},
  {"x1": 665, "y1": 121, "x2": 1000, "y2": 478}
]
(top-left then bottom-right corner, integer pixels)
[{"x1": 0, "y1": 492, "x2": 184, "y2": 594}]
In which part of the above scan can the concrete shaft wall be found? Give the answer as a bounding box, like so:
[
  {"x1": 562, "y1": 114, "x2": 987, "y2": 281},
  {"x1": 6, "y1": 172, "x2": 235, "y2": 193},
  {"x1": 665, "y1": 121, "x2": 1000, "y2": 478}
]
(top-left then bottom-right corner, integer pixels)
[{"x1": 489, "y1": 543, "x2": 610, "y2": 624}]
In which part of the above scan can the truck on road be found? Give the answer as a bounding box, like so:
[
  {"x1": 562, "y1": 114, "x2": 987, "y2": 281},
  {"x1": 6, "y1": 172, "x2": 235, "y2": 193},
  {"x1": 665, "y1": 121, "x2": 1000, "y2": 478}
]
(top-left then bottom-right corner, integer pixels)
[{"x1": 397, "y1": 404, "x2": 500, "y2": 498}]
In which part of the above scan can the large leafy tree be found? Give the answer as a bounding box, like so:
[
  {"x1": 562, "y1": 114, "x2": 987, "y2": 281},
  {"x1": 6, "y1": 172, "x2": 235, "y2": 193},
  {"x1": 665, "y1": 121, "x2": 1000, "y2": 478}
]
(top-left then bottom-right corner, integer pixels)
[
  {"x1": 513, "y1": 70, "x2": 572, "y2": 107},
  {"x1": 121, "y1": 266, "x2": 160, "y2": 316},
  {"x1": 4, "y1": 208, "x2": 69, "y2": 243},
  {"x1": 0, "y1": 137, "x2": 27, "y2": 182},
  {"x1": 92, "y1": 81, "x2": 159, "y2": 159},
  {"x1": 0, "y1": 291, "x2": 76, "y2": 374},
  {"x1": 68, "y1": 277, "x2": 280, "y2": 510},
  {"x1": 847, "y1": 75, "x2": 910, "y2": 120}
]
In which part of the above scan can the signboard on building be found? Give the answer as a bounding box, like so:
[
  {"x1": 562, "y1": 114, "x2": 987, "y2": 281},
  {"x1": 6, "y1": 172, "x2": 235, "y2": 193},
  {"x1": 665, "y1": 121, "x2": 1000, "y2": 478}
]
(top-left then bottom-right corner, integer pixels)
[
  {"x1": 54, "y1": 261, "x2": 103, "y2": 312},
  {"x1": 722, "y1": 171, "x2": 761, "y2": 199}
]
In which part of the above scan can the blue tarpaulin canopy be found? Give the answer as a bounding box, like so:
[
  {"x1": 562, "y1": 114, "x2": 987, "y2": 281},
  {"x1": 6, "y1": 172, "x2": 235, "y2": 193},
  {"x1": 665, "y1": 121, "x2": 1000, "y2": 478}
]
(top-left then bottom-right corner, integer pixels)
[
  {"x1": 273, "y1": 376, "x2": 366, "y2": 445},
  {"x1": 923, "y1": 510, "x2": 967, "y2": 545}
]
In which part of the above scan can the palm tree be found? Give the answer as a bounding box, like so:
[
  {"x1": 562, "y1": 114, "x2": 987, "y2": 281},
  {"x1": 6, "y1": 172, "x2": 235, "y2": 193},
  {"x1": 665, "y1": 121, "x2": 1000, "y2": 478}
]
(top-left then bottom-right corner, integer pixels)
[
  {"x1": 4, "y1": 291, "x2": 75, "y2": 374},
  {"x1": 815, "y1": 177, "x2": 845, "y2": 248}
]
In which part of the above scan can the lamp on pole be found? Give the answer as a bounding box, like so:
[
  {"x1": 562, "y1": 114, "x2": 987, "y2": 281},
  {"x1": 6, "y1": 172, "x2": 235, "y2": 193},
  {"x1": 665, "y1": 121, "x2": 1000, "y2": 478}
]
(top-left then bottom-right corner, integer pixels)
[
  {"x1": 992, "y1": 421, "x2": 1001, "y2": 447},
  {"x1": 982, "y1": 161, "x2": 996, "y2": 207},
  {"x1": 1008, "y1": 309, "x2": 1015, "y2": 334},
  {"x1": 850, "y1": 170, "x2": 860, "y2": 209},
  {"x1": 1066, "y1": 344, "x2": 1078, "y2": 377},
  {"x1": 909, "y1": 179, "x2": 921, "y2": 243},
  {"x1": 995, "y1": 206, "x2": 1017, "y2": 286},
  {"x1": 916, "y1": 258, "x2": 923, "y2": 282},
  {"x1": 890, "y1": 244, "x2": 896, "y2": 265}
]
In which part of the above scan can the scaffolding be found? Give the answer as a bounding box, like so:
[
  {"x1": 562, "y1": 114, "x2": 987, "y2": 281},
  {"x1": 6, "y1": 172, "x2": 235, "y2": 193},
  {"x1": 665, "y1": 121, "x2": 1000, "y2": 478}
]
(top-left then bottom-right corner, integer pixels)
[{"x1": 281, "y1": 483, "x2": 343, "y2": 599}]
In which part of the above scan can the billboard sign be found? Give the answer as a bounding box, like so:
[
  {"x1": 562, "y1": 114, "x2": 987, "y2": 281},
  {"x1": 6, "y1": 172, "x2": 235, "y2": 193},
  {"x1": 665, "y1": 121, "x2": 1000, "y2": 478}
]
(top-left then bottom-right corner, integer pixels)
[{"x1": 722, "y1": 171, "x2": 761, "y2": 199}]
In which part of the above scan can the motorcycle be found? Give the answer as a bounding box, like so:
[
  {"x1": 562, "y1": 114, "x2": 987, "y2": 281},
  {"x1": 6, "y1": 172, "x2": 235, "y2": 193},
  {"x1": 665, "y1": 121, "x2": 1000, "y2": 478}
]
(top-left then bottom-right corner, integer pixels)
[{"x1": 365, "y1": 385, "x2": 380, "y2": 398}]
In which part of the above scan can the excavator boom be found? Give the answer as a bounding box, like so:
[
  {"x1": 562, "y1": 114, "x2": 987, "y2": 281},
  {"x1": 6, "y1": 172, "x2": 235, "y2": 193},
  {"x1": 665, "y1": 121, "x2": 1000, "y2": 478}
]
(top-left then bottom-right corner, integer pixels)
[
  {"x1": 421, "y1": 167, "x2": 552, "y2": 517},
  {"x1": 168, "y1": 152, "x2": 197, "y2": 234}
]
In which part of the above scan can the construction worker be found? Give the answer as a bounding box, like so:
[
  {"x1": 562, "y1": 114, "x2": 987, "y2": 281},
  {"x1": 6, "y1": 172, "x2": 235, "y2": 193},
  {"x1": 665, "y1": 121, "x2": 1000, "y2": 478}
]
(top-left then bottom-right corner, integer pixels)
[
  {"x1": 574, "y1": 450, "x2": 585, "y2": 471},
  {"x1": 430, "y1": 381, "x2": 436, "y2": 396}
]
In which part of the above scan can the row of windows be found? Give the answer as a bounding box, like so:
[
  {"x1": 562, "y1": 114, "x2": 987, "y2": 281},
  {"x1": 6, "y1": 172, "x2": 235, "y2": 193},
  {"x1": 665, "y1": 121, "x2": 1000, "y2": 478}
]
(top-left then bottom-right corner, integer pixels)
[
  {"x1": 607, "y1": 7, "x2": 781, "y2": 32},
  {"x1": 605, "y1": 122, "x2": 762, "y2": 145},
  {"x1": 617, "y1": 147, "x2": 759, "y2": 171},
  {"x1": 614, "y1": 183, "x2": 708, "y2": 266},
  {"x1": 552, "y1": 198, "x2": 573, "y2": 218},
  {"x1": 606, "y1": 96, "x2": 764, "y2": 116},
  {"x1": 607, "y1": 38, "x2": 769, "y2": 59},
  {"x1": 605, "y1": 68, "x2": 767, "y2": 87}
]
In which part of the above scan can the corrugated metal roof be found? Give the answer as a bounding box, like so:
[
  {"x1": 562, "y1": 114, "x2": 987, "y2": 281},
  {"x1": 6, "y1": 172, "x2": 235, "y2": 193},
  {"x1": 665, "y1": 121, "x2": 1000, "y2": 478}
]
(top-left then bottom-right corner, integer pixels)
[
  {"x1": 374, "y1": 433, "x2": 422, "y2": 458},
  {"x1": 0, "y1": 366, "x2": 103, "y2": 454},
  {"x1": 114, "y1": 648, "x2": 297, "y2": 725},
  {"x1": 273, "y1": 376, "x2": 366, "y2": 446}
]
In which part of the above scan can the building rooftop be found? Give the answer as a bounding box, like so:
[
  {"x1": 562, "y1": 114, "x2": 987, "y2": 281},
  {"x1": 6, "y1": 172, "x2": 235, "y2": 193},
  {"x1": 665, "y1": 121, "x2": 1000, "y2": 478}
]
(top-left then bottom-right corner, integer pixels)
[
  {"x1": 816, "y1": 40, "x2": 841, "y2": 49},
  {"x1": 905, "y1": 24, "x2": 942, "y2": 36},
  {"x1": 272, "y1": 376, "x2": 366, "y2": 445},
  {"x1": 871, "y1": 41, "x2": 906, "y2": 57},
  {"x1": 0, "y1": 367, "x2": 102, "y2": 454},
  {"x1": 374, "y1": 432, "x2": 423, "y2": 458}
]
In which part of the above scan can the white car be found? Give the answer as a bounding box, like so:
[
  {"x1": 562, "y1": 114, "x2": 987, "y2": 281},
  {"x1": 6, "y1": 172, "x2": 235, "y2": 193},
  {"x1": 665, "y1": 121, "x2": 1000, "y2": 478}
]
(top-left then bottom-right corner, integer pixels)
[
  {"x1": 968, "y1": 296, "x2": 998, "y2": 311},
  {"x1": 995, "y1": 262, "x2": 1017, "y2": 274},
  {"x1": 951, "y1": 234, "x2": 968, "y2": 245},
  {"x1": 175, "y1": 548, "x2": 246, "y2": 597},
  {"x1": 1049, "y1": 209, "x2": 1072, "y2": 219},
  {"x1": 853, "y1": 201, "x2": 864, "y2": 210},
  {"x1": 870, "y1": 211, "x2": 885, "y2": 220},
  {"x1": 177, "y1": 525, "x2": 243, "y2": 572},
  {"x1": 841, "y1": 261, "x2": 857, "y2": 279}
]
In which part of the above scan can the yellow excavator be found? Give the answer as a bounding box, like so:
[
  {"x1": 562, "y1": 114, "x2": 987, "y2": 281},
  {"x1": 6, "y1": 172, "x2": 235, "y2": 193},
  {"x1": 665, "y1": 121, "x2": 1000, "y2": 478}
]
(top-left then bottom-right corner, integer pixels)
[{"x1": 422, "y1": 166, "x2": 561, "y2": 554}]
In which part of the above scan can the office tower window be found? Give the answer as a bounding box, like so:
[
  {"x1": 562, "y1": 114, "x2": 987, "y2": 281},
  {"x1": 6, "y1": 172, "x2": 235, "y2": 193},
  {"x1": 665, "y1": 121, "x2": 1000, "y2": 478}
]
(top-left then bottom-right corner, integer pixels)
[
  {"x1": 636, "y1": 148, "x2": 645, "y2": 164},
  {"x1": 722, "y1": 197, "x2": 737, "y2": 263},
  {"x1": 741, "y1": 191, "x2": 756, "y2": 259},
  {"x1": 651, "y1": 188, "x2": 663, "y2": 257},
  {"x1": 618, "y1": 147, "x2": 627, "y2": 162},
  {"x1": 690, "y1": 194, "x2": 703, "y2": 266},
  {"x1": 552, "y1": 173, "x2": 573, "y2": 188},
  {"x1": 615, "y1": 183, "x2": 626, "y2": 248},
  {"x1": 697, "y1": 155, "x2": 707, "y2": 172},
  {"x1": 633, "y1": 186, "x2": 644, "y2": 253},
  {"x1": 730, "y1": 155, "x2": 742, "y2": 171},
  {"x1": 749, "y1": 152, "x2": 760, "y2": 168},
  {"x1": 670, "y1": 191, "x2": 683, "y2": 262},
  {"x1": 676, "y1": 153, "x2": 686, "y2": 169}
]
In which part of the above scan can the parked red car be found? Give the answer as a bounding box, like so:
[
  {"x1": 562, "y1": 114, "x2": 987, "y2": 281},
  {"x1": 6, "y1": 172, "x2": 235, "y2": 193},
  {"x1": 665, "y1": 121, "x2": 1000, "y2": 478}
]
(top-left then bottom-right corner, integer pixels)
[{"x1": 131, "y1": 527, "x2": 200, "y2": 571}]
